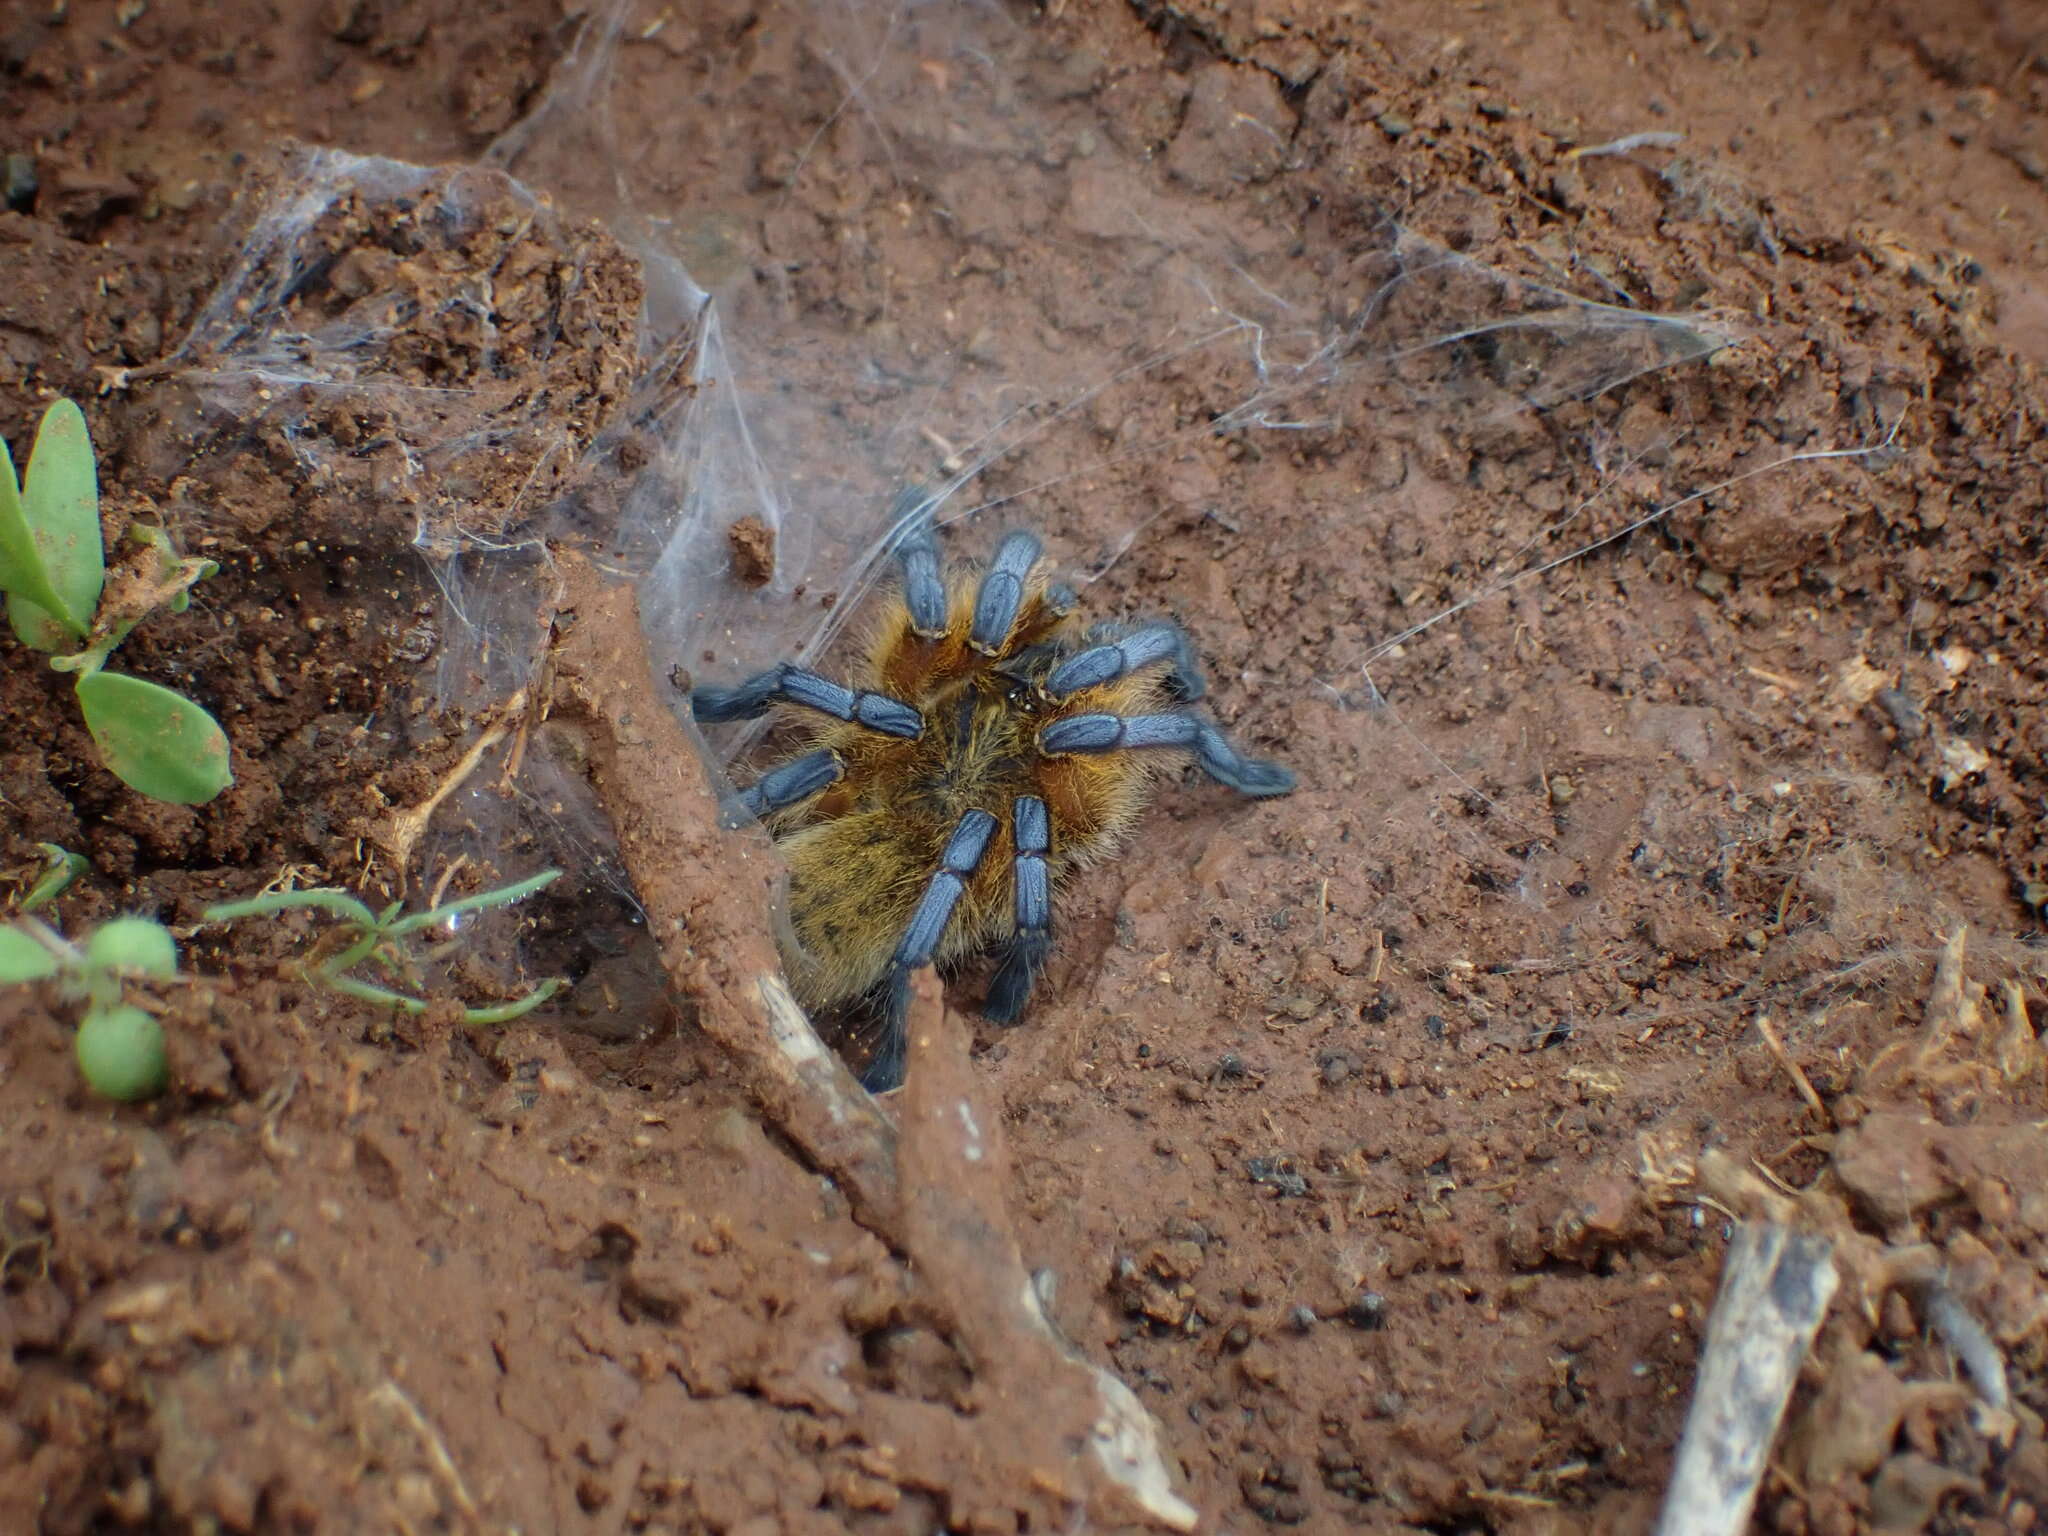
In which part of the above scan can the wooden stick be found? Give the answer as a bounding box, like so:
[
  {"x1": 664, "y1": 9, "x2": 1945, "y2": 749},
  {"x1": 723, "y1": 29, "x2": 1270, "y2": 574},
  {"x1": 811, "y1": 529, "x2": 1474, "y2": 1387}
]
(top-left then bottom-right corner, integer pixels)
[
  {"x1": 896, "y1": 969, "x2": 1198, "y2": 1532},
  {"x1": 544, "y1": 555, "x2": 901, "y2": 1236},
  {"x1": 1655, "y1": 1223, "x2": 1837, "y2": 1536}
]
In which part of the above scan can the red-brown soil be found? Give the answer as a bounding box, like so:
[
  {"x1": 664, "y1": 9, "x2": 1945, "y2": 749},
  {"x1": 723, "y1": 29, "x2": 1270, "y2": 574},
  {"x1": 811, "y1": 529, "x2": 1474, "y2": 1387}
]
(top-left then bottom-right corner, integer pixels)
[{"x1": 5, "y1": 0, "x2": 2048, "y2": 1531}]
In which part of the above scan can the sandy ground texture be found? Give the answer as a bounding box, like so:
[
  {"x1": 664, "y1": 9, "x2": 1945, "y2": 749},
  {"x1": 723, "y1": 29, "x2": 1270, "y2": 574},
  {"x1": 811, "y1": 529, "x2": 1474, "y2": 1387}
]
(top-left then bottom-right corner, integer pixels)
[{"x1": 4, "y1": 0, "x2": 2048, "y2": 1531}]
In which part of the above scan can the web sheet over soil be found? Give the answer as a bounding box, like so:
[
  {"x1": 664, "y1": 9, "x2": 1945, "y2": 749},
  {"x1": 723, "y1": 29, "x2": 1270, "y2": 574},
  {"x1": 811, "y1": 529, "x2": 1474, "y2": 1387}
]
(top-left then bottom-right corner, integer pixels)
[{"x1": 4, "y1": 0, "x2": 2048, "y2": 1532}]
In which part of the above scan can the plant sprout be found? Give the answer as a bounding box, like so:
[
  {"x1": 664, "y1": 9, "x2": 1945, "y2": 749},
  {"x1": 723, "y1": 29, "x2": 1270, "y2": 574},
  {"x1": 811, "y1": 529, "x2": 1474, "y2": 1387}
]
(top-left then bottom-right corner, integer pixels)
[
  {"x1": 205, "y1": 870, "x2": 565, "y2": 1024},
  {"x1": 0, "y1": 914, "x2": 179, "y2": 1100},
  {"x1": 0, "y1": 399, "x2": 232, "y2": 804},
  {"x1": 16, "y1": 843, "x2": 87, "y2": 913}
]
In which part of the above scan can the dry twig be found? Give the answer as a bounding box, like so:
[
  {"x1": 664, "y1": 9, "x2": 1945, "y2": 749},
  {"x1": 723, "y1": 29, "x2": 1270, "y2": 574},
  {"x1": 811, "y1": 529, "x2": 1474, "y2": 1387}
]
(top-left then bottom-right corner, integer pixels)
[
  {"x1": 895, "y1": 970, "x2": 1198, "y2": 1531},
  {"x1": 1754, "y1": 1013, "x2": 1830, "y2": 1126},
  {"x1": 1654, "y1": 1223, "x2": 1837, "y2": 1536},
  {"x1": 544, "y1": 555, "x2": 901, "y2": 1233}
]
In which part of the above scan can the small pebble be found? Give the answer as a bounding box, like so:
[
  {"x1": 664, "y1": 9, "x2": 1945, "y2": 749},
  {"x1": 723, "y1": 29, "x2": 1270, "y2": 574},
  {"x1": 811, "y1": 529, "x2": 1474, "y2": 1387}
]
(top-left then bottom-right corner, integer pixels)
[
  {"x1": 1344, "y1": 1291, "x2": 1388, "y2": 1330},
  {"x1": 2, "y1": 153, "x2": 36, "y2": 214},
  {"x1": 393, "y1": 1472, "x2": 441, "y2": 1523}
]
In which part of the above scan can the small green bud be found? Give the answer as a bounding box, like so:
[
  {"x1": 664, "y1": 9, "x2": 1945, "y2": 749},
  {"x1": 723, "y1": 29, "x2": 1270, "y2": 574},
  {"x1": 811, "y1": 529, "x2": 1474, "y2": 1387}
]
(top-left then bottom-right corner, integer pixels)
[
  {"x1": 75, "y1": 1004, "x2": 168, "y2": 1101},
  {"x1": 84, "y1": 917, "x2": 178, "y2": 978}
]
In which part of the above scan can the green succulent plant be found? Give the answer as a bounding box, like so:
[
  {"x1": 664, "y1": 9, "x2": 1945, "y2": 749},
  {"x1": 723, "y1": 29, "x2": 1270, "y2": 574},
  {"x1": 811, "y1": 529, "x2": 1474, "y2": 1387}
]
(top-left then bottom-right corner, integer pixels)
[
  {"x1": 0, "y1": 914, "x2": 179, "y2": 1101},
  {"x1": 0, "y1": 399, "x2": 232, "y2": 804}
]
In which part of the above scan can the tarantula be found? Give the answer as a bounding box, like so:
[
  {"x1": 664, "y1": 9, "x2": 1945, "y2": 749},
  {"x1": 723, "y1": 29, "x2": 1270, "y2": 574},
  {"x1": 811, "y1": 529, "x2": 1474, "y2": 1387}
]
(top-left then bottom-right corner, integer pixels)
[{"x1": 693, "y1": 511, "x2": 1294, "y2": 1091}]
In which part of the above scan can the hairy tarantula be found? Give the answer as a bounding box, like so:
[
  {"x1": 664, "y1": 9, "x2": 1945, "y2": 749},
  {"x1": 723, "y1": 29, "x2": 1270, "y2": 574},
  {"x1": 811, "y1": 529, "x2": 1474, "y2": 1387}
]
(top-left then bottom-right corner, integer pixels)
[{"x1": 693, "y1": 512, "x2": 1294, "y2": 1091}]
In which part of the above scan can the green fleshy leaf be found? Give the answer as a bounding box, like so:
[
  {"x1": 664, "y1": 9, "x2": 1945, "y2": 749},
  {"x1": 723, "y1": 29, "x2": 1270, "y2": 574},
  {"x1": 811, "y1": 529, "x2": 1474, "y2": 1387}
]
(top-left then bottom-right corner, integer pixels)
[
  {"x1": 75, "y1": 671, "x2": 233, "y2": 805},
  {"x1": 0, "y1": 925, "x2": 60, "y2": 983},
  {"x1": 24, "y1": 401, "x2": 103, "y2": 623},
  {"x1": 0, "y1": 435, "x2": 84, "y2": 649},
  {"x1": 75, "y1": 1004, "x2": 169, "y2": 1101},
  {"x1": 4, "y1": 401, "x2": 102, "y2": 650},
  {"x1": 84, "y1": 917, "x2": 179, "y2": 978}
]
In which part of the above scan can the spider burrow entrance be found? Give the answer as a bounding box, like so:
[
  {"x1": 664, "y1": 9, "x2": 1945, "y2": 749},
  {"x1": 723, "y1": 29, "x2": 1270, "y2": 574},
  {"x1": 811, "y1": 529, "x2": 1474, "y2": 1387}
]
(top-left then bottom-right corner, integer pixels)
[{"x1": 694, "y1": 510, "x2": 1294, "y2": 1093}]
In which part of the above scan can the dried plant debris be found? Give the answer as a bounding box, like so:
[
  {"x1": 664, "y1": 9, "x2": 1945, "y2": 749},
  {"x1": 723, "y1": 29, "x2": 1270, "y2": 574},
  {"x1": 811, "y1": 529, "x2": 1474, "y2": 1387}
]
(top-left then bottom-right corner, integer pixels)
[
  {"x1": 1641, "y1": 929, "x2": 2048, "y2": 1531},
  {"x1": 1657, "y1": 1223, "x2": 1837, "y2": 1536}
]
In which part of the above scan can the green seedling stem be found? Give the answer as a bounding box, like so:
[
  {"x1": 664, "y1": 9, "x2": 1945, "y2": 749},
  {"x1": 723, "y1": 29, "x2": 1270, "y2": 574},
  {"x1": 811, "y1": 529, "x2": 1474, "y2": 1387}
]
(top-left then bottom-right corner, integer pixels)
[
  {"x1": 387, "y1": 869, "x2": 562, "y2": 933},
  {"x1": 204, "y1": 871, "x2": 565, "y2": 1025},
  {"x1": 204, "y1": 887, "x2": 383, "y2": 929}
]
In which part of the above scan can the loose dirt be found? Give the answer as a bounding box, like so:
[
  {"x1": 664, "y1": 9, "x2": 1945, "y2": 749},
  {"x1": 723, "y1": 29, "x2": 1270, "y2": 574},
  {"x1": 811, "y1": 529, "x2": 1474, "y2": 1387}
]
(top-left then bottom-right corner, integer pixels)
[{"x1": 5, "y1": 0, "x2": 2047, "y2": 1531}]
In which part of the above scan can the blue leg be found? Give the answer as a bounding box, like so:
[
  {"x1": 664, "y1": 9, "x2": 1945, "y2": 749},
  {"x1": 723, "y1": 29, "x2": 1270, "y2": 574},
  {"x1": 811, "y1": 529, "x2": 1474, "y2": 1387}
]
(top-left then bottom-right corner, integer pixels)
[
  {"x1": 736, "y1": 748, "x2": 843, "y2": 821},
  {"x1": 694, "y1": 663, "x2": 923, "y2": 739},
  {"x1": 861, "y1": 807, "x2": 998, "y2": 1092},
  {"x1": 968, "y1": 531, "x2": 1044, "y2": 655},
  {"x1": 1191, "y1": 719, "x2": 1294, "y2": 796},
  {"x1": 890, "y1": 496, "x2": 949, "y2": 639},
  {"x1": 1038, "y1": 712, "x2": 1294, "y2": 797},
  {"x1": 866, "y1": 974, "x2": 914, "y2": 1096},
  {"x1": 986, "y1": 795, "x2": 1051, "y2": 1024},
  {"x1": 1043, "y1": 621, "x2": 1206, "y2": 703}
]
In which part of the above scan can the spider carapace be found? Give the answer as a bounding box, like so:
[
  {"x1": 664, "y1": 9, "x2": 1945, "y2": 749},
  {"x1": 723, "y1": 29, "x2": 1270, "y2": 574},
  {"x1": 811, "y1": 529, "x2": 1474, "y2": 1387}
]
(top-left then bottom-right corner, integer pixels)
[{"x1": 694, "y1": 514, "x2": 1294, "y2": 1092}]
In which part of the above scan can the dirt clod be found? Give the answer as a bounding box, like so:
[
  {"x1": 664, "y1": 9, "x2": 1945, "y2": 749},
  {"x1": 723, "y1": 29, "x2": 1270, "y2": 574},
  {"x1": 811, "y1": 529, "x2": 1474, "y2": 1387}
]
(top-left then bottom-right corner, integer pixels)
[{"x1": 726, "y1": 515, "x2": 776, "y2": 588}]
